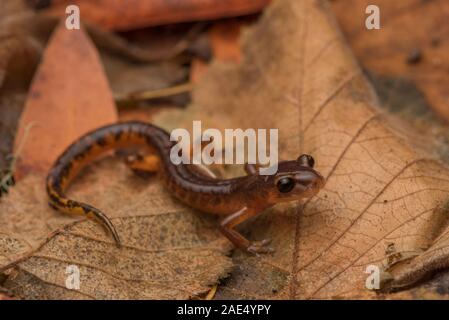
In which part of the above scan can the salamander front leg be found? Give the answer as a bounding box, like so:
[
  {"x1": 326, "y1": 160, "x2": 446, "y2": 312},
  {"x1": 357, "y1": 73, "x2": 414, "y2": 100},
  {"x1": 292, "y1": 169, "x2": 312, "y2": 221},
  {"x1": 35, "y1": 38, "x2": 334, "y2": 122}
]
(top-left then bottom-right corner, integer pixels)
[{"x1": 220, "y1": 207, "x2": 273, "y2": 255}]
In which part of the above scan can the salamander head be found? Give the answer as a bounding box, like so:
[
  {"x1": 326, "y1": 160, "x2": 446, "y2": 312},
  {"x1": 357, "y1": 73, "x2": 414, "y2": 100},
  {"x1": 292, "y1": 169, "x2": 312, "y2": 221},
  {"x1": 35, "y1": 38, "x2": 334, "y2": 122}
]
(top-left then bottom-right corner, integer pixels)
[{"x1": 261, "y1": 154, "x2": 325, "y2": 204}]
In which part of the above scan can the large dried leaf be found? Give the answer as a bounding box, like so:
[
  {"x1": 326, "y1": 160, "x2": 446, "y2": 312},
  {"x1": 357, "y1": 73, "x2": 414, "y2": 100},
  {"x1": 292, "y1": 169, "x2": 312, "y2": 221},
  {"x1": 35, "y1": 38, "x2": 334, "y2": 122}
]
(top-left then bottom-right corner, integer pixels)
[
  {"x1": 0, "y1": 159, "x2": 233, "y2": 299},
  {"x1": 13, "y1": 21, "x2": 117, "y2": 179},
  {"x1": 155, "y1": 0, "x2": 449, "y2": 298}
]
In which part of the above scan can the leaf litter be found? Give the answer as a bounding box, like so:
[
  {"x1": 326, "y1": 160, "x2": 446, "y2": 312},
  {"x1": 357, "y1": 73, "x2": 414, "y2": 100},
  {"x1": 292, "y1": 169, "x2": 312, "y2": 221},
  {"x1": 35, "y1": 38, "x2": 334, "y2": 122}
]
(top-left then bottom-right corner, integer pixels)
[
  {"x1": 2, "y1": 0, "x2": 449, "y2": 300},
  {"x1": 0, "y1": 18, "x2": 232, "y2": 299},
  {"x1": 155, "y1": 0, "x2": 449, "y2": 299}
]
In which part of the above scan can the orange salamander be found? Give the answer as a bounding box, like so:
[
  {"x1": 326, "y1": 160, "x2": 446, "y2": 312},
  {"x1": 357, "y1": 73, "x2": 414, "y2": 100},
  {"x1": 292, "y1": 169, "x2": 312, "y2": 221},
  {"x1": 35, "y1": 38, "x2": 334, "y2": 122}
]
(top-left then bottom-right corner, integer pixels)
[{"x1": 46, "y1": 121, "x2": 325, "y2": 254}]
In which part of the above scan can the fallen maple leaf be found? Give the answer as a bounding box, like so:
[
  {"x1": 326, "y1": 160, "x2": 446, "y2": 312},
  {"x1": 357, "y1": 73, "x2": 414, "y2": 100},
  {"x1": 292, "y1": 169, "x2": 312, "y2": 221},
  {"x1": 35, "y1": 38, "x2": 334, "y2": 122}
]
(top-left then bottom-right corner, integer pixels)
[{"x1": 154, "y1": 0, "x2": 449, "y2": 299}]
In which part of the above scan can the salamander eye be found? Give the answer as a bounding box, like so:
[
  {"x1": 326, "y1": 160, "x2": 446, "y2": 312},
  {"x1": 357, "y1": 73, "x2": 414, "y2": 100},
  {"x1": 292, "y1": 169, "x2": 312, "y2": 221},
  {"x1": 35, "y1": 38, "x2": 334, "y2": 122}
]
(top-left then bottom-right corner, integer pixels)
[
  {"x1": 297, "y1": 154, "x2": 315, "y2": 168},
  {"x1": 276, "y1": 177, "x2": 295, "y2": 193}
]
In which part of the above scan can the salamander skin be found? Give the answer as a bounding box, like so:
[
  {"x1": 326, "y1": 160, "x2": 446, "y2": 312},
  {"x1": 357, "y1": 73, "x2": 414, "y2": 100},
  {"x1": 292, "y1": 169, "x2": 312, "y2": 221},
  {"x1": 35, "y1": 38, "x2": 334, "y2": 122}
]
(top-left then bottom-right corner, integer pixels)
[{"x1": 46, "y1": 121, "x2": 325, "y2": 254}]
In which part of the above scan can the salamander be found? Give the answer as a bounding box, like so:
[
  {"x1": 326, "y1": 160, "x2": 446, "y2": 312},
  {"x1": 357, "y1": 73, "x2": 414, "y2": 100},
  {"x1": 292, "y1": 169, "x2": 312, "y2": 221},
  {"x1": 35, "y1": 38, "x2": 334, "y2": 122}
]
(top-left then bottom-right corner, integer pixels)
[{"x1": 46, "y1": 121, "x2": 325, "y2": 254}]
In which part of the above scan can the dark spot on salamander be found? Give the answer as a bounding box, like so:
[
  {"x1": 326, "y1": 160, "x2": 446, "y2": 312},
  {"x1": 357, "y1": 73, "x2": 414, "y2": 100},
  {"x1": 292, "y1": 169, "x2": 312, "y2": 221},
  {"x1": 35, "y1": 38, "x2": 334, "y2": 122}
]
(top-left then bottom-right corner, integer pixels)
[
  {"x1": 96, "y1": 136, "x2": 107, "y2": 147},
  {"x1": 145, "y1": 136, "x2": 153, "y2": 146},
  {"x1": 74, "y1": 152, "x2": 85, "y2": 161},
  {"x1": 114, "y1": 130, "x2": 123, "y2": 141},
  {"x1": 49, "y1": 193, "x2": 64, "y2": 206},
  {"x1": 67, "y1": 200, "x2": 76, "y2": 208},
  {"x1": 137, "y1": 129, "x2": 146, "y2": 138},
  {"x1": 48, "y1": 176, "x2": 61, "y2": 191},
  {"x1": 48, "y1": 202, "x2": 59, "y2": 210},
  {"x1": 61, "y1": 162, "x2": 72, "y2": 178},
  {"x1": 82, "y1": 206, "x2": 91, "y2": 214},
  {"x1": 83, "y1": 143, "x2": 92, "y2": 154}
]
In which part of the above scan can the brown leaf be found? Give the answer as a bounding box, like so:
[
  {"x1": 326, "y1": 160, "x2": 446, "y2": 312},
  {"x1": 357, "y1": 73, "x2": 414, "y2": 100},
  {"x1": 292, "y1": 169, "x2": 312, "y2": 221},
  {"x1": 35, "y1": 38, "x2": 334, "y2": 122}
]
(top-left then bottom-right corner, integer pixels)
[
  {"x1": 13, "y1": 21, "x2": 117, "y2": 179},
  {"x1": 154, "y1": 0, "x2": 449, "y2": 299},
  {"x1": 87, "y1": 23, "x2": 200, "y2": 63},
  {"x1": 331, "y1": 0, "x2": 449, "y2": 122},
  {"x1": 190, "y1": 19, "x2": 245, "y2": 82},
  {"x1": 101, "y1": 52, "x2": 188, "y2": 101},
  {"x1": 0, "y1": 158, "x2": 233, "y2": 299},
  {"x1": 44, "y1": 0, "x2": 270, "y2": 31}
]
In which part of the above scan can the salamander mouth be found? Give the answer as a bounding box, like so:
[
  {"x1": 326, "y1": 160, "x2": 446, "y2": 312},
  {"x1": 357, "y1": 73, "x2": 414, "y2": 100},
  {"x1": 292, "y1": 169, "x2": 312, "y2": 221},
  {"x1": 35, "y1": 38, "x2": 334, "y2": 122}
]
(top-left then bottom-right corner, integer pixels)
[{"x1": 304, "y1": 176, "x2": 326, "y2": 198}]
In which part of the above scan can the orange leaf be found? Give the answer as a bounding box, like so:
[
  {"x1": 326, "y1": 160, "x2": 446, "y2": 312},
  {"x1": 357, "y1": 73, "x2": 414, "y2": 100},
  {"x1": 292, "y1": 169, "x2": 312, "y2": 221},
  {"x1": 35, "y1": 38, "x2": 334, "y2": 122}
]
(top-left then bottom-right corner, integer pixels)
[
  {"x1": 13, "y1": 21, "x2": 117, "y2": 179},
  {"x1": 44, "y1": 0, "x2": 270, "y2": 31}
]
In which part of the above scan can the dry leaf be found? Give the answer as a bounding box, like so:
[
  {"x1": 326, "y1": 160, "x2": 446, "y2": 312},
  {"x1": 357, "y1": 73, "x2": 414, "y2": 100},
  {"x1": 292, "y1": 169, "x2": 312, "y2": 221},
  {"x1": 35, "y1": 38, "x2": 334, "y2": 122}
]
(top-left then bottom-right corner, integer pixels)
[
  {"x1": 0, "y1": 158, "x2": 233, "y2": 299},
  {"x1": 43, "y1": 0, "x2": 270, "y2": 31},
  {"x1": 87, "y1": 23, "x2": 201, "y2": 64},
  {"x1": 331, "y1": 0, "x2": 449, "y2": 122},
  {"x1": 154, "y1": 0, "x2": 449, "y2": 299},
  {"x1": 102, "y1": 52, "x2": 188, "y2": 101},
  {"x1": 190, "y1": 19, "x2": 245, "y2": 82},
  {"x1": 13, "y1": 21, "x2": 117, "y2": 179}
]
